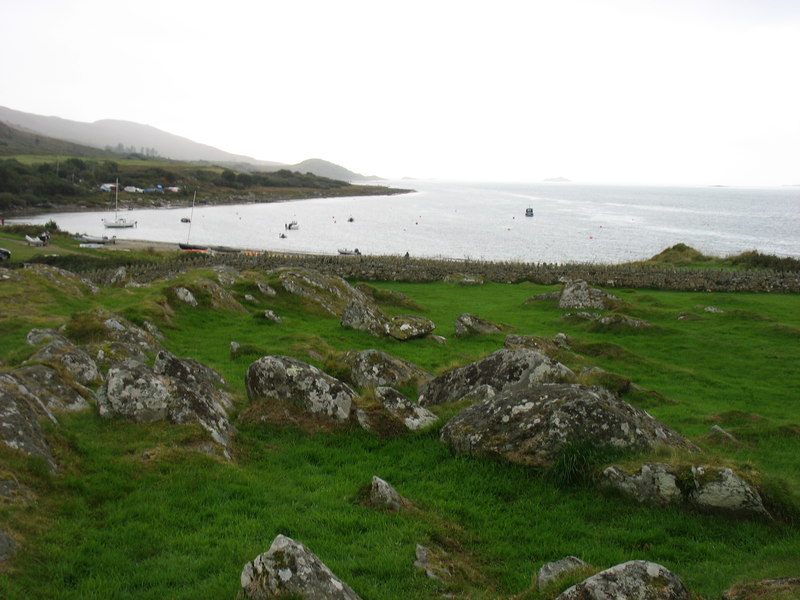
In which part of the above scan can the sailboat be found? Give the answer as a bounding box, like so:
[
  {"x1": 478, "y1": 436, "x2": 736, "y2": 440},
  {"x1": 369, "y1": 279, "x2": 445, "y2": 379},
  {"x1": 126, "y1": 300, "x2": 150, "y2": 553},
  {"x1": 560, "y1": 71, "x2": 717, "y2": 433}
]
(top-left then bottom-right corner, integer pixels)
[{"x1": 103, "y1": 178, "x2": 137, "y2": 228}]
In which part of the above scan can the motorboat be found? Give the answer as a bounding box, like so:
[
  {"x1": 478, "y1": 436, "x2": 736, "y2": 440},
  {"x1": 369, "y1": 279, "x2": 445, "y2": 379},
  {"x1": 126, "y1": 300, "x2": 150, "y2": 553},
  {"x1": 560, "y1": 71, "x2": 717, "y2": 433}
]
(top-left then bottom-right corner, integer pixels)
[
  {"x1": 338, "y1": 248, "x2": 361, "y2": 255},
  {"x1": 285, "y1": 220, "x2": 299, "y2": 230},
  {"x1": 525, "y1": 208, "x2": 534, "y2": 217}
]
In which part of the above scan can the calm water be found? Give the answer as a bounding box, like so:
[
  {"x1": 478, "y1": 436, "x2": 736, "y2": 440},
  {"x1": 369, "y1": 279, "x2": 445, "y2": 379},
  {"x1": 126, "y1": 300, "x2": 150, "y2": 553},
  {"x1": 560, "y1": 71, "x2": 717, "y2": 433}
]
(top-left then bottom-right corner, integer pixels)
[{"x1": 11, "y1": 180, "x2": 800, "y2": 264}]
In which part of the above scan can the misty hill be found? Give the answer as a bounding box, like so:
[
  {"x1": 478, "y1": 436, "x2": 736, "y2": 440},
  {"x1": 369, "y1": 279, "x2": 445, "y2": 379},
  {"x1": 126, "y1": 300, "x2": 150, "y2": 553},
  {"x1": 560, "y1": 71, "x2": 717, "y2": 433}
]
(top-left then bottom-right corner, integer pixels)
[
  {"x1": 0, "y1": 106, "x2": 369, "y2": 181},
  {"x1": 0, "y1": 121, "x2": 116, "y2": 158}
]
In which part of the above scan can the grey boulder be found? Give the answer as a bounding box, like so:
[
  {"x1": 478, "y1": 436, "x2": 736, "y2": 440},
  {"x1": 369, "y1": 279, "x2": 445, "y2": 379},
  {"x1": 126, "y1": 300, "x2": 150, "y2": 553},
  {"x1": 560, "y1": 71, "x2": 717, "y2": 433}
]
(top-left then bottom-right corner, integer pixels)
[
  {"x1": 441, "y1": 384, "x2": 697, "y2": 467},
  {"x1": 384, "y1": 315, "x2": 435, "y2": 340},
  {"x1": 240, "y1": 534, "x2": 362, "y2": 600},
  {"x1": 418, "y1": 349, "x2": 575, "y2": 407},
  {"x1": 355, "y1": 387, "x2": 438, "y2": 434},
  {"x1": 453, "y1": 313, "x2": 503, "y2": 337},
  {"x1": 340, "y1": 349, "x2": 432, "y2": 389},
  {"x1": 555, "y1": 560, "x2": 689, "y2": 600},
  {"x1": 558, "y1": 280, "x2": 619, "y2": 310}
]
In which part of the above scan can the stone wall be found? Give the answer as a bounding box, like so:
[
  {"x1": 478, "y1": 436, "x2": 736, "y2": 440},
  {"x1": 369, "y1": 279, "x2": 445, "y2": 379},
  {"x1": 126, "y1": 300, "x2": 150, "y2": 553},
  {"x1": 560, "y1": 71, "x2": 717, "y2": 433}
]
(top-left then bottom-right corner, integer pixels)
[{"x1": 77, "y1": 252, "x2": 800, "y2": 293}]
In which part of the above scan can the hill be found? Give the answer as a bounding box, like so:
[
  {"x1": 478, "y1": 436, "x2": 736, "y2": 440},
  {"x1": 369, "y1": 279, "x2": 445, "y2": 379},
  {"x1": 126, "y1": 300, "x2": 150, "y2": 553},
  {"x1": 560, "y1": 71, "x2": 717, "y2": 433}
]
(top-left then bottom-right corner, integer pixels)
[
  {"x1": 0, "y1": 121, "x2": 116, "y2": 158},
  {"x1": 0, "y1": 106, "x2": 369, "y2": 181}
]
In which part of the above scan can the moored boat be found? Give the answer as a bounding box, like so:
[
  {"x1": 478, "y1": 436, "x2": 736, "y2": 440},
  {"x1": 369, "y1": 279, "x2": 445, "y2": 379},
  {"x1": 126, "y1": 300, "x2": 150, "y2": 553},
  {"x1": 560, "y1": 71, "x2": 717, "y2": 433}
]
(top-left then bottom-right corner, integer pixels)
[
  {"x1": 338, "y1": 248, "x2": 361, "y2": 255},
  {"x1": 525, "y1": 207, "x2": 534, "y2": 217}
]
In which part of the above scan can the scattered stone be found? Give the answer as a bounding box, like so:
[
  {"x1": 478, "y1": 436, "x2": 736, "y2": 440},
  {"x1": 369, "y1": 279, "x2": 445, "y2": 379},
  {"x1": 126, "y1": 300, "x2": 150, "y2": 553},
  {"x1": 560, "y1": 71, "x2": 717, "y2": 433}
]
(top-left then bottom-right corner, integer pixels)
[
  {"x1": 369, "y1": 476, "x2": 408, "y2": 511},
  {"x1": 257, "y1": 281, "x2": 277, "y2": 296},
  {"x1": 555, "y1": 560, "x2": 689, "y2": 600},
  {"x1": 230, "y1": 341, "x2": 241, "y2": 358},
  {"x1": 418, "y1": 349, "x2": 574, "y2": 407},
  {"x1": 592, "y1": 314, "x2": 651, "y2": 329},
  {"x1": 558, "y1": 280, "x2": 620, "y2": 310},
  {"x1": 413, "y1": 544, "x2": 452, "y2": 582},
  {"x1": 385, "y1": 315, "x2": 436, "y2": 341},
  {"x1": 245, "y1": 356, "x2": 356, "y2": 423},
  {"x1": 553, "y1": 333, "x2": 569, "y2": 347},
  {"x1": 704, "y1": 424, "x2": 741, "y2": 447},
  {"x1": 704, "y1": 306, "x2": 725, "y2": 313},
  {"x1": 240, "y1": 534, "x2": 362, "y2": 600},
  {"x1": 441, "y1": 384, "x2": 697, "y2": 467},
  {"x1": 355, "y1": 387, "x2": 438, "y2": 434},
  {"x1": 430, "y1": 334, "x2": 448, "y2": 345},
  {"x1": 340, "y1": 349, "x2": 432, "y2": 389},
  {"x1": 563, "y1": 312, "x2": 602, "y2": 321},
  {"x1": 601, "y1": 463, "x2": 683, "y2": 506},
  {"x1": 212, "y1": 265, "x2": 241, "y2": 287},
  {"x1": 504, "y1": 334, "x2": 558, "y2": 354},
  {"x1": 538, "y1": 556, "x2": 590, "y2": 590},
  {"x1": 526, "y1": 290, "x2": 561, "y2": 302},
  {"x1": 453, "y1": 313, "x2": 503, "y2": 337},
  {"x1": 263, "y1": 310, "x2": 282, "y2": 323},
  {"x1": 722, "y1": 577, "x2": 800, "y2": 600},
  {"x1": 175, "y1": 286, "x2": 198, "y2": 307},
  {"x1": 444, "y1": 273, "x2": 484, "y2": 285}
]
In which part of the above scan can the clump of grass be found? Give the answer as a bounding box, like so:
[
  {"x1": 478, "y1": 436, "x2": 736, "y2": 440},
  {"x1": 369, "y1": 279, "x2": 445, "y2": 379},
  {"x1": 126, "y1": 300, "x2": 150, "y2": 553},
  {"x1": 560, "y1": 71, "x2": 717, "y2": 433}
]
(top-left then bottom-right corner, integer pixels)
[
  {"x1": 62, "y1": 311, "x2": 108, "y2": 344},
  {"x1": 545, "y1": 440, "x2": 631, "y2": 488}
]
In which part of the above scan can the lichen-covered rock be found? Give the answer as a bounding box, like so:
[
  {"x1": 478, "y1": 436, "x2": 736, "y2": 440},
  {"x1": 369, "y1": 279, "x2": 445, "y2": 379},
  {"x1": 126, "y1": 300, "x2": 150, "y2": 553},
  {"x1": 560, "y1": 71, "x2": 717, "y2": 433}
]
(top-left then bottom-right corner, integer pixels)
[
  {"x1": 240, "y1": 534, "x2": 362, "y2": 600},
  {"x1": 592, "y1": 314, "x2": 651, "y2": 329},
  {"x1": 555, "y1": 560, "x2": 689, "y2": 600},
  {"x1": 558, "y1": 280, "x2": 619, "y2": 310},
  {"x1": 245, "y1": 356, "x2": 356, "y2": 423},
  {"x1": 601, "y1": 463, "x2": 683, "y2": 506},
  {"x1": 22, "y1": 263, "x2": 98, "y2": 296},
  {"x1": 384, "y1": 315, "x2": 435, "y2": 341},
  {"x1": 212, "y1": 265, "x2": 242, "y2": 287},
  {"x1": 454, "y1": 313, "x2": 503, "y2": 337},
  {"x1": 355, "y1": 387, "x2": 438, "y2": 434},
  {"x1": 504, "y1": 334, "x2": 559, "y2": 354},
  {"x1": 175, "y1": 286, "x2": 198, "y2": 307},
  {"x1": 24, "y1": 335, "x2": 100, "y2": 386},
  {"x1": 98, "y1": 353, "x2": 235, "y2": 447},
  {"x1": 0, "y1": 374, "x2": 58, "y2": 471},
  {"x1": 441, "y1": 384, "x2": 697, "y2": 467},
  {"x1": 688, "y1": 466, "x2": 770, "y2": 517},
  {"x1": 340, "y1": 349, "x2": 432, "y2": 389},
  {"x1": 257, "y1": 281, "x2": 277, "y2": 296},
  {"x1": 340, "y1": 300, "x2": 387, "y2": 336},
  {"x1": 263, "y1": 310, "x2": 282, "y2": 323},
  {"x1": 538, "y1": 556, "x2": 590, "y2": 590},
  {"x1": 601, "y1": 463, "x2": 770, "y2": 518},
  {"x1": 418, "y1": 349, "x2": 575, "y2": 407},
  {"x1": 9, "y1": 365, "x2": 92, "y2": 412},
  {"x1": 369, "y1": 476, "x2": 408, "y2": 511},
  {"x1": 413, "y1": 544, "x2": 452, "y2": 582}
]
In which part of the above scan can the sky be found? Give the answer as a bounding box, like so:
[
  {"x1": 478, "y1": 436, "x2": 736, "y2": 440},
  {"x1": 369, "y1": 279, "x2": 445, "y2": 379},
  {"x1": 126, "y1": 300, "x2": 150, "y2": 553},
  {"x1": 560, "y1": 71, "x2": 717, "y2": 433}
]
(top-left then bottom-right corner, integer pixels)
[{"x1": 2, "y1": 0, "x2": 799, "y2": 185}]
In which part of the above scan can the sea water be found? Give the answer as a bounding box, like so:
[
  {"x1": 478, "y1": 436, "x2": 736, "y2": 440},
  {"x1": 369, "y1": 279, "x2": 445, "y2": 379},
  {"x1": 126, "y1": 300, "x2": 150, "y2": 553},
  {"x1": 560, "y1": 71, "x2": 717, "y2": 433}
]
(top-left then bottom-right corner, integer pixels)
[{"x1": 11, "y1": 180, "x2": 800, "y2": 264}]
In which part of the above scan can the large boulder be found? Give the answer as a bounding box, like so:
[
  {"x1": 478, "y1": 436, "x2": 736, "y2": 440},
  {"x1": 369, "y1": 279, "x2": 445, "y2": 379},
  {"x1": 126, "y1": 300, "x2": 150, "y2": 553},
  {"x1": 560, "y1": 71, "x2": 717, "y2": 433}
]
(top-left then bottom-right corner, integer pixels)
[
  {"x1": 355, "y1": 387, "x2": 438, "y2": 435},
  {"x1": 555, "y1": 560, "x2": 689, "y2": 600},
  {"x1": 98, "y1": 352, "x2": 234, "y2": 448},
  {"x1": 453, "y1": 313, "x2": 503, "y2": 337},
  {"x1": 384, "y1": 315, "x2": 435, "y2": 341},
  {"x1": 240, "y1": 534, "x2": 362, "y2": 600},
  {"x1": 441, "y1": 384, "x2": 697, "y2": 467},
  {"x1": 418, "y1": 349, "x2": 575, "y2": 407},
  {"x1": 245, "y1": 356, "x2": 356, "y2": 423},
  {"x1": 340, "y1": 349, "x2": 432, "y2": 389},
  {"x1": 558, "y1": 280, "x2": 619, "y2": 310},
  {"x1": 0, "y1": 373, "x2": 58, "y2": 471}
]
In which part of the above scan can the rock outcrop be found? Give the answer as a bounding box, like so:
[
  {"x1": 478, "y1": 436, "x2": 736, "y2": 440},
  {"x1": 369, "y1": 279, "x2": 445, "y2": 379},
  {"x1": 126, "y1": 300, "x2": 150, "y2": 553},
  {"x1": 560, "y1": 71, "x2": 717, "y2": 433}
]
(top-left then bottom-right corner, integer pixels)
[
  {"x1": 340, "y1": 349, "x2": 432, "y2": 389},
  {"x1": 24, "y1": 331, "x2": 100, "y2": 385},
  {"x1": 0, "y1": 373, "x2": 58, "y2": 471},
  {"x1": 418, "y1": 349, "x2": 575, "y2": 407},
  {"x1": 240, "y1": 534, "x2": 362, "y2": 600},
  {"x1": 601, "y1": 463, "x2": 770, "y2": 518},
  {"x1": 245, "y1": 356, "x2": 356, "y2": 423},
  {"x1": 557, "y1": 280, "x2": 620, "y2": 310},
  {"x1": 441, "y1": 384, "x2": 696, "y2": 467},
  {"x1": 8, "y1": 365, "x2": 92, "y2": 413},
  {"x1": 453, "y1": 313, "x2": 503, "y2": 337},
  {"x1": 340, "y1": 300, "x2": 387, "y2": 336},
  {"x1": 555, "y1": 560, "x2": 689, "y2": 600}
]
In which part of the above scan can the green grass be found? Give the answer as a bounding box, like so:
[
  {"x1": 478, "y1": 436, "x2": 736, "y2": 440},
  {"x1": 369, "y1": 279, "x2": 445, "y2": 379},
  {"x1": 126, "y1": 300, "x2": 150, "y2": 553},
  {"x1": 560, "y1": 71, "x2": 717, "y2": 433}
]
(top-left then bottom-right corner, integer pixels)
[{"x1": 0, "y1": 264, "x2": 799, "y2": 599}]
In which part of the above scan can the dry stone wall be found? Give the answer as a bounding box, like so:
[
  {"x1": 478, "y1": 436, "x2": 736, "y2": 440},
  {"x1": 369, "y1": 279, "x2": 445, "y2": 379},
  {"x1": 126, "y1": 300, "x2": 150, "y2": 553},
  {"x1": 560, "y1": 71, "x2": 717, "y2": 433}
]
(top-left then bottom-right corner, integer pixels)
[{"x1": 72, "y1": 252, "x2": 799, "y2": 293}]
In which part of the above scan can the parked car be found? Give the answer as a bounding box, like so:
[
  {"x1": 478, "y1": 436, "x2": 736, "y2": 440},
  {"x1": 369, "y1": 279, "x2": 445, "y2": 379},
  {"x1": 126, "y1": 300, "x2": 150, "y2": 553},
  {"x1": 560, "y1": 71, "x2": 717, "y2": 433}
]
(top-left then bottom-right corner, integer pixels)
[{"x1": 0, "y1": 248, "x2": 11, "y2": 261}]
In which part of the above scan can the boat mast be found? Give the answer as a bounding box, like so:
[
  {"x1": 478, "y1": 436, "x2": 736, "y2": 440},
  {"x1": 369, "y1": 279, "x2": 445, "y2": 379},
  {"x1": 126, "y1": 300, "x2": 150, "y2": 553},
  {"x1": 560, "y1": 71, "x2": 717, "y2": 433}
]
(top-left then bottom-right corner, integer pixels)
[
  {"x1": 114, "y1": 177, "x2": 119, "y2": 219},
  {"x1": 186, "y1": 191, "x2": 196, "y2": 245}
]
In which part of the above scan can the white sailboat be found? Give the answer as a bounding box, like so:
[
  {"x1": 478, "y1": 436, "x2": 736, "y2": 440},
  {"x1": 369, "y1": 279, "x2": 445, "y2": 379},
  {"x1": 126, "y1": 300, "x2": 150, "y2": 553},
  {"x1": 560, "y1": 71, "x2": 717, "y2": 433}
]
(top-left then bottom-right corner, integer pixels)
[{"x1": 103, "y1": 178, "x2": 137, "y2": 229}]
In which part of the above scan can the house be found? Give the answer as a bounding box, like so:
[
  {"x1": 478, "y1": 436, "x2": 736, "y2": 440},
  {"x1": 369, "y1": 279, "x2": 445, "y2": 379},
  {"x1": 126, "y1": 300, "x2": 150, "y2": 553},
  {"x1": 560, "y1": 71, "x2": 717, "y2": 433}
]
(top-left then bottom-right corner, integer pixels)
[{"x1": 99, "y1": 183, "x2": 118, "y2": 192}]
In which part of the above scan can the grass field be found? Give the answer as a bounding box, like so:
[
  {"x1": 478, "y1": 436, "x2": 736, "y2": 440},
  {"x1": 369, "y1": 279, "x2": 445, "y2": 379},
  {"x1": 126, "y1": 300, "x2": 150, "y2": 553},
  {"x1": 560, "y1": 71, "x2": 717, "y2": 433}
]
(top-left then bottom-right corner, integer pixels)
[{"x1": 0, "y1": 240, "x2": 798, "y2": 599}]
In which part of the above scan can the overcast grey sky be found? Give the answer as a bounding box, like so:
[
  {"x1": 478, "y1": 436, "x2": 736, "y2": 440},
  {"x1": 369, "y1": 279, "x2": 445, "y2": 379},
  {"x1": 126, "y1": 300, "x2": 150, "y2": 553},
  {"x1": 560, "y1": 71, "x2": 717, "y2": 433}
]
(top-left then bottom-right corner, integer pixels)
[{"x1": 2, "y1": 0, "x2": 799, "y2": 185}]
